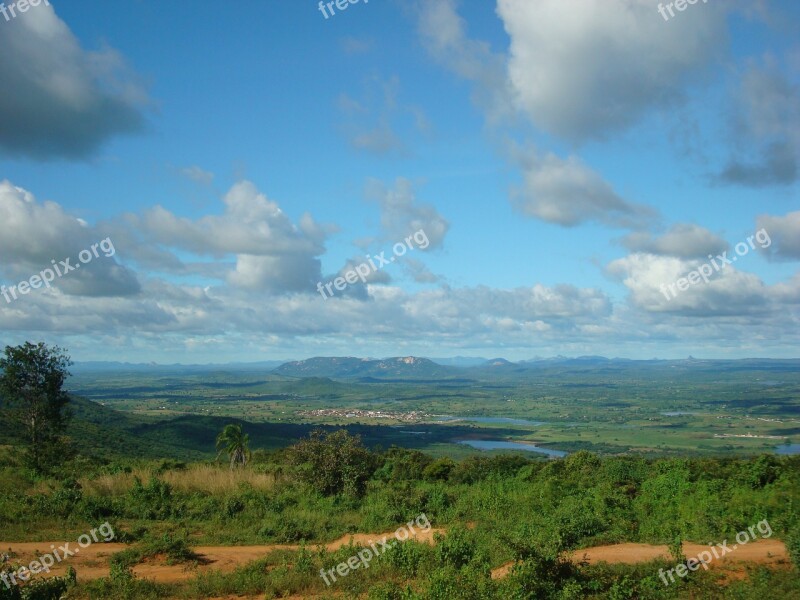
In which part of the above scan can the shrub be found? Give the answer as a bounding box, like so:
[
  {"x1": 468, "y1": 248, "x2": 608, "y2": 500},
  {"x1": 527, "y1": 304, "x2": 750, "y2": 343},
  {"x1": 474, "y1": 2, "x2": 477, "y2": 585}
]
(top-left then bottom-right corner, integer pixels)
[
  {"x1": 423, "y1": 458, "x2": 455, "y2": 482},
  {"x1": 289, "y1": 429, "x2": 379, "y2": 496},
  {"x1": 787, "y1": 525, "x2": 800, "y2": 569}
]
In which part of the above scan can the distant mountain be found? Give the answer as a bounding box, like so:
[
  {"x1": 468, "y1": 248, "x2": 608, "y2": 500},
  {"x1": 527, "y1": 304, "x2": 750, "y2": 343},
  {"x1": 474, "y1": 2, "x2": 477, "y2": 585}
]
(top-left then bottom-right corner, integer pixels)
[
  {"x1": 273, "y1": 356, "x2": 460, "y2": 380},
  {"x1": 484, "y1": 358, "x2": 516, "y2": 367},
  {"x1": 427, "y1": 356, "x2": 488, "y2": 367}
]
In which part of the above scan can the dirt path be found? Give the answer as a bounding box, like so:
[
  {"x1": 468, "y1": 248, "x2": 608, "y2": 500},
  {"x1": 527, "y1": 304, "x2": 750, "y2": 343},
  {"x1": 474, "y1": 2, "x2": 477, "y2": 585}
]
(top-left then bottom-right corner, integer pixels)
[
  {"x1": 490, "y1": 539, "x2": 789, "y2": 579},
  {"x1": 0, "y1": 527, "x2": 443, "y2": 584},
  {"x1": 1, "y1": 534, "x2": 788, "y2": 586}
]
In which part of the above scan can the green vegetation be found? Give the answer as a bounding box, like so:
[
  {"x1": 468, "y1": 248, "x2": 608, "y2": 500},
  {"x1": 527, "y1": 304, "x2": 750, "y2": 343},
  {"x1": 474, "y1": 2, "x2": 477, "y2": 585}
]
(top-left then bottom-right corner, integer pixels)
[
  {"x1": 57, "y1": 358, "x2": 800, "y2": 459},
  {"x1": 215, "y1": 423, "x2": 251, "y2": 469},
  {"x1": 0, "y1": 343, "x2": 72, "y2": 472},
  {"x1": 0, "y1": 438, "x2": 798, "y2": 598},
  {"x1": 1, "y1": 355, "x2": 799, "y2": 598}
]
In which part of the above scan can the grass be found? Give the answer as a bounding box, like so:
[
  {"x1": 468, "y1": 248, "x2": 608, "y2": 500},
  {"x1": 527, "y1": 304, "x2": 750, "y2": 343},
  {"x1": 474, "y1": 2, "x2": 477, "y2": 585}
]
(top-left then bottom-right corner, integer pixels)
[{"x1": 80, "y1": 463, "x2": 281, "y2": 497}]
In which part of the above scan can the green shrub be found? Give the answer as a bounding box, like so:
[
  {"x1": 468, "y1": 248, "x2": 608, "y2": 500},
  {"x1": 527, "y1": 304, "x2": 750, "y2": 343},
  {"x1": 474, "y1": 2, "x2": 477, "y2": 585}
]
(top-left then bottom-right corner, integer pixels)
[{"x1": 290, "y1": 429, "x2": 379, "y2": 496}]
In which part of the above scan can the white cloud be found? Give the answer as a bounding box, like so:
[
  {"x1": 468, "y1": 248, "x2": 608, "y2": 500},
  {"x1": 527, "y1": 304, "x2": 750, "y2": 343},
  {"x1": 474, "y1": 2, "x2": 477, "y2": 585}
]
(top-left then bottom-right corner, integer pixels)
[
  {"x1": 415, "y1": 0, "x2": 513, "y2": 120},
  {"x1": 366, "y1": 178, "x2": 450, "y2": 248},
  {"x1": 607, "y1": 252, "x2": 776, "y2": 316},
  {"x1": 719, "y1": 59, "x2": 800, "y2": 186},
  {"x1": 0, "y1": 3, "x2": 148, "y2": 159},
  {"x1": 179, "y1": 166, "x2": 214, "y2": 186},
  {"x1": 497, "y1": 0, "x2": 727, "y2": 141},
  {"x1": 128, "y1": 181, "x2": 328, "y2": 293},
  {"x1": 0, "y1": 180, "x2": 140, "y2": 297},
  {"x1": 622, "y1": 223, "x2": 728, "y2": 258},
  {"x1": 757, "y1": 211, "x2": 800, "y2": 260},
  {"x1": 510, "y1": 146, "x2": 656, "y2": 228}
]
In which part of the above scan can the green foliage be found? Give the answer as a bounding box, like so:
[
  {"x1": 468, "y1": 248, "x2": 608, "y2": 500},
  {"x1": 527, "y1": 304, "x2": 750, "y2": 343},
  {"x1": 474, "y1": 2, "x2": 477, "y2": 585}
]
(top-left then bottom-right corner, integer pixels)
[
  {"x1": 382, "y1": 539, "x2": 432, "y2": 578},
  {"x1": 0, "y1": 443, "x2": 799, "y2": 599},
  {"x1": 0, "y1": 566, "x2": 75, "y2": 600},
  {"x1": 215, "y1": 423, "x2": 251, "y2": 469},
  {"x1": 0, "y1": 342, "x2": 72, "y2": 472},
  {"x1": 126, "y1": 475, "x2": 174, "y2": 520},
  {"x1": 110, "y1": 530, "x2": 198, "y2": 572},
  {"x1": 423, "y1": 564, "x2": 494, "y2": 600},
  {"x1": 423, "y1": 457, "x2": 456, "y2": 481},
  {"x1": 375, "y1": 447, "x2": 433, "y2": 483},
  {"x1": 744, "y1": 455, "x2": 781, "y2": 489},
  {"x1": 434, "y1": 527, "x2": 475, "y2": 569},
  {"x1": 290, "y1": 429, "x2": 379, "y2": 496},
  {"x1": 668, "y1": 534, "x2": 685, "y2": 565},
  {"x1": 787, "y1": 525, "x2": 800, "y2": 569}
]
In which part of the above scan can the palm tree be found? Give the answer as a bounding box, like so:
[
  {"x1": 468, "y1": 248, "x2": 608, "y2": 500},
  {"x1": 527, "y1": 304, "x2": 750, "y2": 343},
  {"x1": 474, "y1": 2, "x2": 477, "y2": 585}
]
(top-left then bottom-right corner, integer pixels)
[{"x1": 215, "y1": 423, "x2": 251, "y2": 469}]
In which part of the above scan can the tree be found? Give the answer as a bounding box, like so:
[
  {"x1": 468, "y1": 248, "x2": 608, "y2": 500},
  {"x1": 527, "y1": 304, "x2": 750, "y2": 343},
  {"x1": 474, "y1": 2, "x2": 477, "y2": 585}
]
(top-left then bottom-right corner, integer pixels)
[
  {"x1": 215, "y1": 423, "x2": 251, "y2": 469},
  {"x1": 290, "y1": 429, "x2": 378, "y2": 496},
  {"x1": 0, "y1": 342, "x2": 72, "y2": 472}
]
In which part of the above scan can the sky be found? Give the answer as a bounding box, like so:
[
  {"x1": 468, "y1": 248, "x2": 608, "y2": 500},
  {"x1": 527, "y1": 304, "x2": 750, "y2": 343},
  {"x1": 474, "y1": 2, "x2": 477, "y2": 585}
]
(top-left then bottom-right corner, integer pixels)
[{"x1": 0, "y1": 0, "x2": 798, "y2": 363}]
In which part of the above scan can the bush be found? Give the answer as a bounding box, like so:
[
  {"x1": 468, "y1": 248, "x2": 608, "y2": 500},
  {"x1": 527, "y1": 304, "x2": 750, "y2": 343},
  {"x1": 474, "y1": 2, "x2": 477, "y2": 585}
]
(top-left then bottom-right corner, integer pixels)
[
  {"x1": 127, "y1": 476, "x2": 174, "y2": 520},
  {"x1": 787, "y1": 525, "x2": 800, "y2": 569},
  {"x1": 290, "y1": 429, "x2": 379, "y2": 496},
  {"x1": 423, "y1": 458, "x2": 455, "y2": 482}
]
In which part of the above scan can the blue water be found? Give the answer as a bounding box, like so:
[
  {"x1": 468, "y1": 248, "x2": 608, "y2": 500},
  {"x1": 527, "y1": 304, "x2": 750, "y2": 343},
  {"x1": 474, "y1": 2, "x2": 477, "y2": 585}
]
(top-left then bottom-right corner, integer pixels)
[
  {"x1": 437, "y1": 416, "x2": 545, "y2": 426},
  {"x1": 457, "y1": 439, "x2": 567, "y2": 457},
  {"x1": 775, "y1": 444, "x2": 800, "y2": 455}
]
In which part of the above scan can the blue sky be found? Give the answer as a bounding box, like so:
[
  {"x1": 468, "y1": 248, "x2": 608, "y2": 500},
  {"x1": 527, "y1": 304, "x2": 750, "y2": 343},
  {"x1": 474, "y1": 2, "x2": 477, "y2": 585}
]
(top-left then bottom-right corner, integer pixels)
[{"x1": 0, "y1": 0, "x2": 798, "y2": 362}]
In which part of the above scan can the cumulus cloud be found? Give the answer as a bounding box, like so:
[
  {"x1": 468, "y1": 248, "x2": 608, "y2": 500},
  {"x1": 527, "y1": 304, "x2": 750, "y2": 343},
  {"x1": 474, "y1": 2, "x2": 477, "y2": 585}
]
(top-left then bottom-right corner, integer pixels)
[
  {"x1": 2, "y1": 180, "x2": 796, "y2": 360},
  {"x1": 718, "y1": 61, "x2": 800, "y2": 186},
  {"x1": 0, "y1": 3, "x2": 148, "y2": 160},
  {"x1": 0, "y1": 180, "x2": 140, "y2": 297},
  {"x1": 757, "y1": 211, "x2": 800, "y2": 260},
  {"x1": 496, "y1": 0, "x2": 727, "y2": 141},
  {"x1": 127, "y1": 181, "x2": 328, "y2": 293},
  {"x1": 621, "y1": 223, "x2": 728, "y2": 258},
  {"x1": 607, "y1": 252, "x2": 774, "y2": 316},
  {"x1": 510, "y1": 146, "x2": 656, "y2": 228}
]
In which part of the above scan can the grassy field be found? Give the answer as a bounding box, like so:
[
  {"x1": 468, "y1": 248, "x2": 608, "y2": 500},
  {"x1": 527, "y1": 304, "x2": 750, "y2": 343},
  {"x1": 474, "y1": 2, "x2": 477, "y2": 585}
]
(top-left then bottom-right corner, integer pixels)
[{"x1": 61, "y1": 360, "x2": 800, "y2": 459}]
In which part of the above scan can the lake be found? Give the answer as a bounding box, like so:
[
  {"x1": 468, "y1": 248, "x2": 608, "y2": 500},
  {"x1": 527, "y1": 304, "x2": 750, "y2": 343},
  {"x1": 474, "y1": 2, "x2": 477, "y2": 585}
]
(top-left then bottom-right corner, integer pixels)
[
  {"x1": 456, "y1": 439, "x2": 567, "y2": 457},
  {"x1": 775, "y1": 444, "x2": 800, "y2": 455}
]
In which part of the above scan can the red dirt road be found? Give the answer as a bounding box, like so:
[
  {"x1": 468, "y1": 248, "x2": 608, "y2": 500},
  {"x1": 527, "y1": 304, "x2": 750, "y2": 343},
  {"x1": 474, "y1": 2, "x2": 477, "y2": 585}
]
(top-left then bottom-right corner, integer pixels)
[{"x1": 0, "y1": 534, "x2": 788, "y2": 586}]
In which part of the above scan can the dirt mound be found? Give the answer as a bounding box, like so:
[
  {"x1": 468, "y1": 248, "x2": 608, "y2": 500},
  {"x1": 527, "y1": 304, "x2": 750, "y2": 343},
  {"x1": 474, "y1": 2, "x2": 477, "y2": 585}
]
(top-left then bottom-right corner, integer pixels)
[{"x1": 490, "y1": 539, "x2": 789, "y2": 580}]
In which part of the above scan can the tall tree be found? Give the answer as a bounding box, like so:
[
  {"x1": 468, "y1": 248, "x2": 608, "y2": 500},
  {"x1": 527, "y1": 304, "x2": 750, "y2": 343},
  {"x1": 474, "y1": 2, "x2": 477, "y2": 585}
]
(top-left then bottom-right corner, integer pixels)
[
  {"x1": 0, "y1": 342, "x2": 72, "y2": 472},
  {"x1": 215, "y1": 423, "x2": 251, "y2": 469}
]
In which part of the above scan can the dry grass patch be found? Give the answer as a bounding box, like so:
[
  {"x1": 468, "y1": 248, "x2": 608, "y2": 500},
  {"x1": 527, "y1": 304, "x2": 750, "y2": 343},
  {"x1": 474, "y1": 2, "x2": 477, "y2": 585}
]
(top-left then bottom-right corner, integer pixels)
[
  {"x1": 80, "y1": 464, "x2": 279, "y2": 497},
  {"x1": 161, "y1": 465, "x2": 278, "y2": 494}
]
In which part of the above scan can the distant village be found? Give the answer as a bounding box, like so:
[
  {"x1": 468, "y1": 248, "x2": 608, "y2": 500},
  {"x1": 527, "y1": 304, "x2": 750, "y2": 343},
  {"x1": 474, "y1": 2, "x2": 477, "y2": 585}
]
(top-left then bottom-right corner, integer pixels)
[{"x1": 297, "y1": 408, "x2": 430, "y2": 422}]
